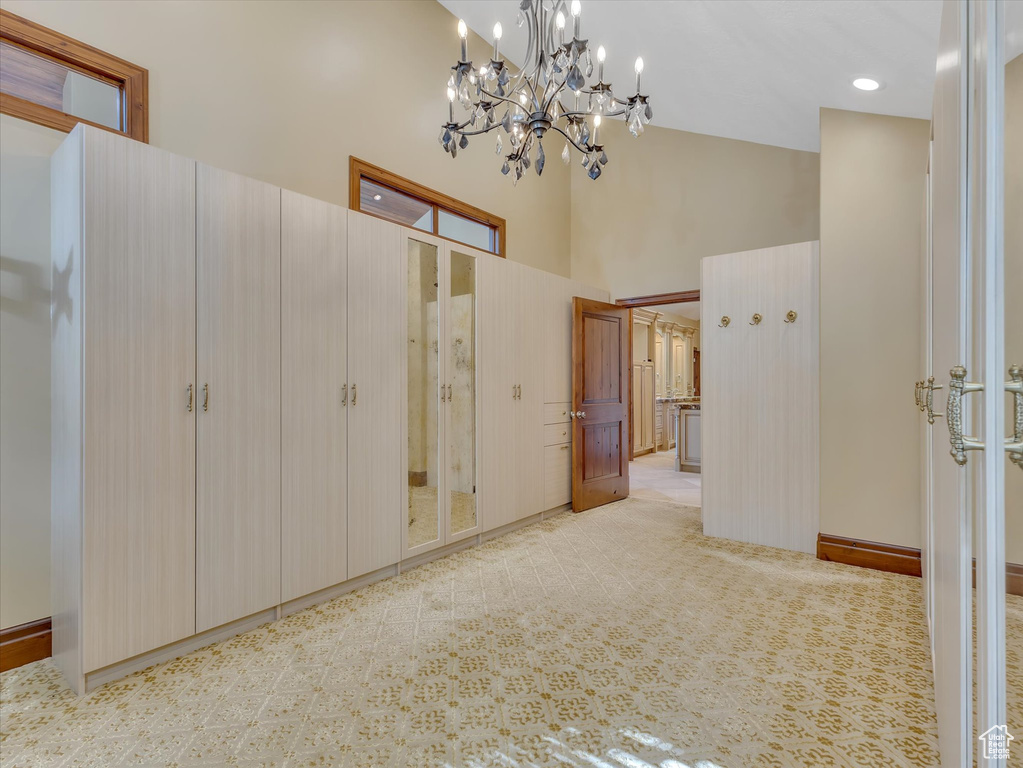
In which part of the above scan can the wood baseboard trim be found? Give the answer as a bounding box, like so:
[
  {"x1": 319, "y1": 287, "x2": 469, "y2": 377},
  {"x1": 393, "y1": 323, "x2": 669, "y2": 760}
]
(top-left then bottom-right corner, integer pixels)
[
  {"x1": 817, "y1": 533, "x2": 922, "y2": 577},
  {"x1": 1008, "y1": 563, "x2": 1023, "y2": 597},
  {"x1": 0, "y1": 618, "x2": 52, "y2": 672}
]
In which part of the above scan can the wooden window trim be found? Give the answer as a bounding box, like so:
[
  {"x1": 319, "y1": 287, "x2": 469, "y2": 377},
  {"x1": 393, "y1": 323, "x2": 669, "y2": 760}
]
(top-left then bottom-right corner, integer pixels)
[
  {"x1": 615, "y1": 290, "x2": 700, "y2": 309},
  {"x1": 350, "y1": 156, "x2": 506, "y2": 257},
  {"x1": 0, "y1": 9, "x2": 148, "y2": 142}
]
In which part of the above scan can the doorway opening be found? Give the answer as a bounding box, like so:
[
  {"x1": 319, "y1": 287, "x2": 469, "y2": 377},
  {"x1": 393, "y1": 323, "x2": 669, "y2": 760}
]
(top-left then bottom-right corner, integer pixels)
[{"x1": 617, "y1": 290, "x2": 702, "y2": 507}]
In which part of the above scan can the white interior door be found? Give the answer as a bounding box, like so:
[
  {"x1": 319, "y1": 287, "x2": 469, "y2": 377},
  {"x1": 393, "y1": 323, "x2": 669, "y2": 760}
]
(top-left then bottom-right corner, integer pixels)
[
  {"x1": 280, "y1": 190, "x2": 348, "y2": 602},
  {"x1": 347, "y1": 211, "x2": 403, "y2": 579},
  {"x1": 196, "y1": 164, "x2": 281, "y2": 632}
]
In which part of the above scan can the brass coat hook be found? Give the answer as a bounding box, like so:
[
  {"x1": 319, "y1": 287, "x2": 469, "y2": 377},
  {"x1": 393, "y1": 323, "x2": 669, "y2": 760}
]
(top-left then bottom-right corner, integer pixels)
[
  {"x1": 718, "y1": 316, "x2": 730, "y2": 328},
  {"x1": 749, "y1": 313, "x2": 762, "y2": 326},
  {"x1": 784, "y1": 310, "x2": 798, "y2": 324}
]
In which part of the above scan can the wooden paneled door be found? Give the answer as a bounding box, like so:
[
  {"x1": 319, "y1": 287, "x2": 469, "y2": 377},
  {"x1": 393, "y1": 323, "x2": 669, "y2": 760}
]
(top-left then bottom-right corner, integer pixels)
[
  {"x1": 196, "y1": 165, "x2": 281, "y2": 632},
  {"x1": 80, "y1": 128, "x2": 197, "y2": 672},
  {"x1": 571, "y1": 298, "x2": 630, "y2": 512},
  {"x1": 346, "y1": 211, "x2": 403, "y2": 578},
  {"x1": 280, "y1": 190, "x2": 348, "y2": 602}
]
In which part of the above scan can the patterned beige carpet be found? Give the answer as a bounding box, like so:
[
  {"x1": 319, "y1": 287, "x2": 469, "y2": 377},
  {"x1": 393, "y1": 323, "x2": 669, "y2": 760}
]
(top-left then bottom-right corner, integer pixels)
[{"x1": 1, "y1": 497, "x2": 943, "y2": 767}]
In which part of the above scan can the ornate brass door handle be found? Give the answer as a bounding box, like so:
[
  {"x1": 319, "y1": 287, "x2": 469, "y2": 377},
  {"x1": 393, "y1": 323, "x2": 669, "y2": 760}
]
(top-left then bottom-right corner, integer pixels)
[
  {"x1": 947, "y1": 366, "x2": 983, "y2": 465},
  {"x1": 1007, "y1": 364, "x2": 1022, "y2": 469}
]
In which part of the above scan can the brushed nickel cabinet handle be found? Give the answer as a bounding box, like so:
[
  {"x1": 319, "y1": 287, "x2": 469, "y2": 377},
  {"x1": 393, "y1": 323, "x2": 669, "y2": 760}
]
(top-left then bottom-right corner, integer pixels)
[
  {"x1": 925, "y1": 376, "x2": 943, "y2": 424},
  {"x1": 351, "y1": 384, "x2": 357, "y2": 406},
  {"x1": 341, "y1": 383, "x2": 347, "y2": 406},
  {"x1": 202, "y1": 383, "x2": 209, "y2": 412},
  {"x1": 1007, "y1": 364, "x2": 1023, "y2": 469},
  {"x1": 947, "y1": 365, "x2": 983, "y2": 465},
  {"x1": 187, "y1": 384, "x2": 193, "y2": 413}
]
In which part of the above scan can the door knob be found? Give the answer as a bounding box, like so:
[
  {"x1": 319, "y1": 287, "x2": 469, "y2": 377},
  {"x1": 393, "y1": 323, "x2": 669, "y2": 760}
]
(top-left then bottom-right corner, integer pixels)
[
  {"x1": 947, "y1": 365, "x2": 983, "y2": 465},
  {"x1": 1007, "y1": 363, "x2": 1022, "y2": 469}
]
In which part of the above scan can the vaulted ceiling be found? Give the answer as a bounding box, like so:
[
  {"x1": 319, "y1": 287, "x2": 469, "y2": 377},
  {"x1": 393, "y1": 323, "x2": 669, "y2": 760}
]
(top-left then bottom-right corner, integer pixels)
[{"x1": 439, "y1": 0, "x2": 944, "y2": 152}]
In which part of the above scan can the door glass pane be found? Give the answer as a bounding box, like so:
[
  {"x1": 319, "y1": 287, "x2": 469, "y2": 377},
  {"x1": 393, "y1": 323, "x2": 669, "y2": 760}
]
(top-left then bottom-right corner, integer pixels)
[
  {"x1": 407, "y1": 239, "x2": 440, "y2": 549},
  {"x1": 363, "y1": 179, "x2": 433, "y2": 231},
  {"x1": 448, "y1": 250, "x2": 477, "y2": 534},
  {"x1": 0, "y1": 42, "x2": 122, "y2": 130},
  {"x1": 438, "y1": 209, "x2": 495, "y2": 253},
  {"x1": 1004, "y1": 11, "x2": 1022, "y2": 736}
]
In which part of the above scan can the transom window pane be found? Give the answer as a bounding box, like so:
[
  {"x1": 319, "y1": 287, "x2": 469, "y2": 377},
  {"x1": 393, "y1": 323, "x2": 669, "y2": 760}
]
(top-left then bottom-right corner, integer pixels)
[
  {"x1": 438, "y1": 209, "x2": 496, "y2": 253},
  {"x1": 359, "y1": 179, "x2": 433, "y2": 232},
  {"x1": 0, "y1": 41, "x2": 121, "y2": 131}
]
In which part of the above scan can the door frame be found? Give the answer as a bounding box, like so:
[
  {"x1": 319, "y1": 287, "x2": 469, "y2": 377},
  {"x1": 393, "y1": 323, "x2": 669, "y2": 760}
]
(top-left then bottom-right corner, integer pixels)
[{"x1": 614, "y1": 290, "x2": 700, "y2": 460}]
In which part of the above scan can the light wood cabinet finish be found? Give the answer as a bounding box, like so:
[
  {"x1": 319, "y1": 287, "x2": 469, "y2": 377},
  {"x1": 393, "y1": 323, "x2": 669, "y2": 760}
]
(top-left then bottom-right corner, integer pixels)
[
  {"x1": 544, "y1": 402, "x2": 571, "y2": 424},
  {"x1": 281, "y1": 190, "x2": 348, "y2": 601},
  {"x1": 347, "y1": 211, "x2": 403, "y2": 578},
  {"x1": 516, "y1": 262, "x2": 546, "y2": 518},
  {"x1": 543, "y1": 444, "x2": 572, "y2": 509},
  {"x1": 701, "y1": 242, "x2": 819, "y2": 554},
  {"x1": 50, "y1": 126, "x2": 198, "y2": 686},
  {"x1": 196, "y1": 164, "x2": 282, "y2": 632},
  {"x1": 543, "y1": 423, "x2": 572, "y2": 446}
]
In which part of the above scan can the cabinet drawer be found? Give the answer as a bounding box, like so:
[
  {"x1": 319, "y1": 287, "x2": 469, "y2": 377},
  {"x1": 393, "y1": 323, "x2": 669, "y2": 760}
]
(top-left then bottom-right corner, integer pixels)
[
  {"x1": 544, "y1": 444, "x2": 571, "y2": 509},
  {"x1": 544, "y1": 423, "x2": 572, "y2": 446},
  {"x1": 544, "y1": 402, "x2": 571, "y2": 424}
]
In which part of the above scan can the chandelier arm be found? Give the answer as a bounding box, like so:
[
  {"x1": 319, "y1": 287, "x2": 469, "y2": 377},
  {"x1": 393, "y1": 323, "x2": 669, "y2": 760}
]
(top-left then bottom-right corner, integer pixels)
[
  {"x1": 456, "y1": 123, "x2": 504, "y2": 138},
  {"x1": 476, "y1": 87, "x2": 524, "y2": 111},
  {"x1": 550, "y1": 124, "x2": 592, "y2": 156}
]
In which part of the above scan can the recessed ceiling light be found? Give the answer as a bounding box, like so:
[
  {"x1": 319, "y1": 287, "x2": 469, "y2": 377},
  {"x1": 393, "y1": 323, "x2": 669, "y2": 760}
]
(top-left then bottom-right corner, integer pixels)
[
  {"x1": 373, "y1": 194, "x2": 382, "y2": 201},
  {"x1": 853, "y1": 77, "x2": 881, "y2": 91}
]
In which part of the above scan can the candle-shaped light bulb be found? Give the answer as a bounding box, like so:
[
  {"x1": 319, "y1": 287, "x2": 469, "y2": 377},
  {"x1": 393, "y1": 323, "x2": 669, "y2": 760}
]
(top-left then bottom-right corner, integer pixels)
[
  {"x1": 447, "y1": 86, "x2": 455, "y2": 121},
  {"x1": 593, "y1": 114, "x2": 601, "y2": 145},
  {"x1": 634, "y1": 56, "x2": 644, "y2": 92},
  {"x1": 571, "y1": 0, "x2": 581, "y2": 38},
  {"x1": 597, "y1": 45, "x2": 605, "y2": 81},
  {"x1": 457, "y1": 19, "x2": 468, "y2": 60},
  {"x1": 492, "y1": 22, "x2": 502, "y2": 60},
  {"x1": 555, "y1": 11, "x2": 566, "y2": 44}
]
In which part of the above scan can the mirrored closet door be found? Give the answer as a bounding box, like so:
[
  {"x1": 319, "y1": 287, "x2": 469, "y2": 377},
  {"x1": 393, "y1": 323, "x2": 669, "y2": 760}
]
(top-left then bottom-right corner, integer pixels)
[{"x1": 403, "y1": 232, "x2": 481, "y2": 557}]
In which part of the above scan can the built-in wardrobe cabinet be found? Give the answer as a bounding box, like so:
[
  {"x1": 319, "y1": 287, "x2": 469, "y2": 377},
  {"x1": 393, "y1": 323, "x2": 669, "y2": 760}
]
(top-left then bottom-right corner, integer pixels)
[
  {"x1": 50, "y1": 125, "x2": 611, "y2": 694},
  {"x1": 51, "y1": 125, "x2": 198, "y2": 690},
  {"x1": 403, "y1": 232, "x2": 483, "y2": 555}
]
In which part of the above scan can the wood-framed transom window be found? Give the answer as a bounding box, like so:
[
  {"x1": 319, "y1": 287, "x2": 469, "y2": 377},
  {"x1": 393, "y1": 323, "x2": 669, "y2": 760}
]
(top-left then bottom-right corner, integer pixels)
[
  {"x1": 0, "y1": 9, "x2": 148, "y2": 142},
  {"x1": 350, "y1": 157, "x2": 506, "y2": 256}
]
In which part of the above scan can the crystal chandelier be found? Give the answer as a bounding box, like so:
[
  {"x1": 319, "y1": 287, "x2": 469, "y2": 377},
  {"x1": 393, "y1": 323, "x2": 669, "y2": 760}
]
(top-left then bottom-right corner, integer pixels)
[{"x1": 439, "y1": 0, "x2": 653, "y2": 182}]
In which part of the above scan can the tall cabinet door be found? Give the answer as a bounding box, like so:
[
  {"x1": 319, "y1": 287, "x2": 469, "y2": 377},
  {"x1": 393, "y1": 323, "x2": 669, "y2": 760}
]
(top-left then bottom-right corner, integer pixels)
[
  {"x1": 81, "y1": 129, "x2": 197, "y2": 672},
  {"x1": 196, "y1": 165, "x2": 281, "y2": 632},
  {"x1": 516, "y1": 264, "x2": 546, "y2": 519},
  {"x1": 347, "y1": 211, "x2": 403, "y2": 578},
  {"x1": 281, "y1": 191, "x2": 348, "y2": 602},
  {"x1": 479, "y1": 253, "x2": 517, "y2": 531}
]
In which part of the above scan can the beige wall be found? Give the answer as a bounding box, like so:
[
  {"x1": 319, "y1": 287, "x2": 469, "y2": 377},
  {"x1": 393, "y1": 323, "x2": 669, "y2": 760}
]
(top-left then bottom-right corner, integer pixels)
[
  {"x1": 819, "y1": 108, "x2": 930, "y2": 548},
  {"x1": 570, "y1": 118, "x2": 820, "y2": 297},
  {"x1": 0, "y1": 0, "x2": 573, "y2": 275}
]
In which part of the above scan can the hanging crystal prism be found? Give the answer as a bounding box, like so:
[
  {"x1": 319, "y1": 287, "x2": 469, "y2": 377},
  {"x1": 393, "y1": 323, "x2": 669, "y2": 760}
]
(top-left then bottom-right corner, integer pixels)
[
  {"x1": 495, "y1": 134, "x2": 503, "y2": 155},
  {"x1": 459, "y1": 134, "x2": 469, "y2": 150},
  {"x1": 536, "y1": 142, "x2": 545, "y2": 175},
  {"x1": 562, "y1": 142, "x2": 571, "y2": 164},
  {"x1": 587, "y1": 160, "x2": 602, "y2": 180}
]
